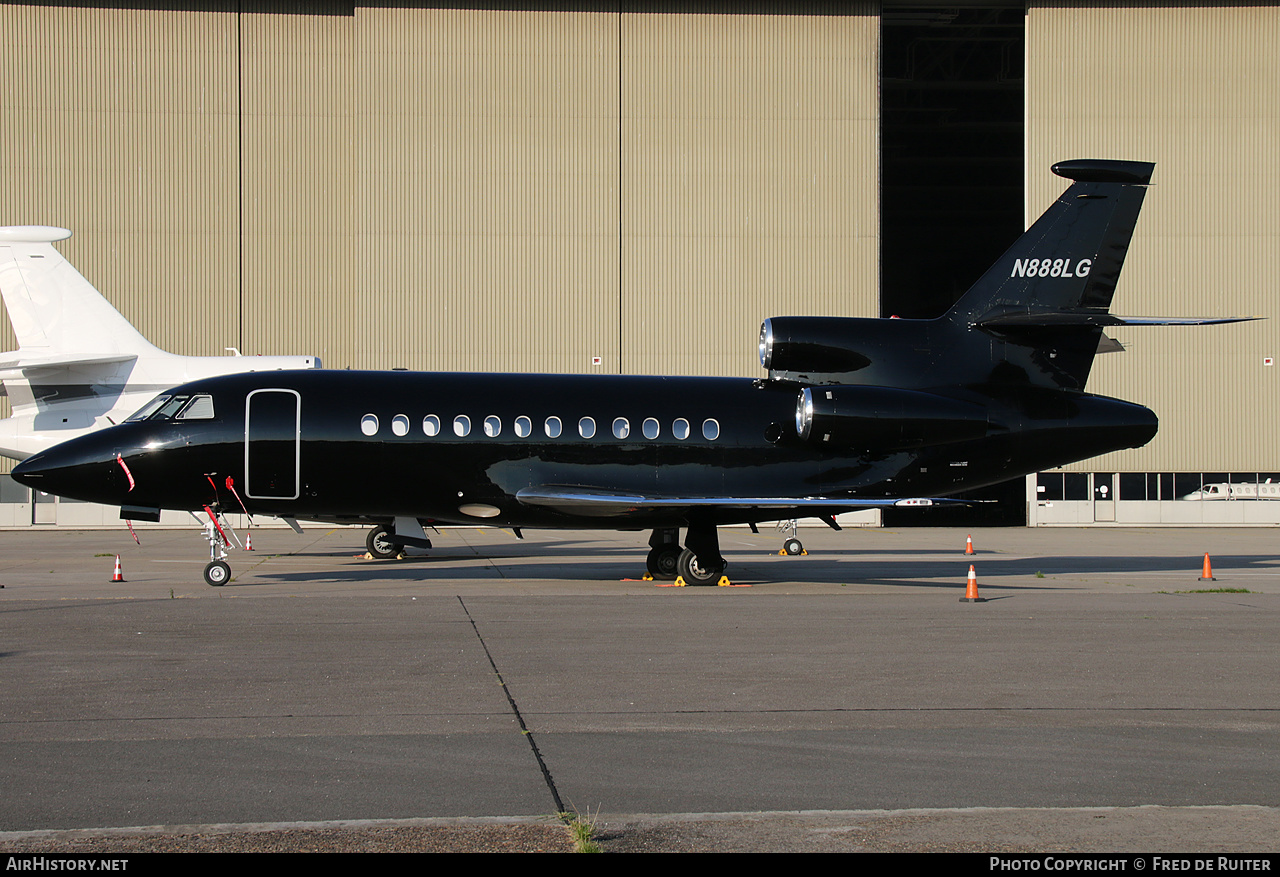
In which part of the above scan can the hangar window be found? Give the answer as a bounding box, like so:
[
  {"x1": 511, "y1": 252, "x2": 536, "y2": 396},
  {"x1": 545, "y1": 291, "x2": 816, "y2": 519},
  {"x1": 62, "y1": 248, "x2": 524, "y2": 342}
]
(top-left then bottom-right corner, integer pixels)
[
  {"x1": 545, "y1": 416, "x2": 562, "y2": 438},
  {"x1": 673, "y1": 418, "x2": 690, "y2": 440},
  {"x1": 612, "y1": 417, "x2": 630, "y2": 439},
  {"x1": 642, "y1": 417, "x2": 660, "y2": 440},
  {"x1": 423, "y1": 414, "x2": 441, "y2": 436},
  {"x1": 579, "y1": 417, "x2": 596, "y2": 439},
  {"x1": 176, "y1": 395, "x2": 215, "y2": 420},
  {"x1": 360, "y1": 414, "x2": 379, "y2": 436},
  {"x1": 392, "y1": 414, "x2": 410, "y2": 436},
  {"x1": 702, "y1": 419, "x2": 720, "y2": 441},
  {"x1": 453, "y1": 415, "x2": 470, "y2": 437},
  {"x1": 1174, "y1": 473, "x2": 1202, "y2": 499},
  {"x1": 1063, "y1": 473, "x2": 1089, "y2": 501},
  {"x1": 1118, "y1": 473, "x2": 1146, "y2": 500},
  {"x1": 515, "y1": 416, "x2": 532, "y2": 437},
  {"x1": 484, "y1": 415, "x2": 501, "y2": 437}
]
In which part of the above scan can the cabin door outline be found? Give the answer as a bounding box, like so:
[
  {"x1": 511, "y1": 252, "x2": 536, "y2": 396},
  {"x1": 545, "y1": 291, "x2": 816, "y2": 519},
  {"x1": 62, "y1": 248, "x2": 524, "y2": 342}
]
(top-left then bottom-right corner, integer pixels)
[{"x1": 244, "y1": 389, "x2": 301, "y2": 500}]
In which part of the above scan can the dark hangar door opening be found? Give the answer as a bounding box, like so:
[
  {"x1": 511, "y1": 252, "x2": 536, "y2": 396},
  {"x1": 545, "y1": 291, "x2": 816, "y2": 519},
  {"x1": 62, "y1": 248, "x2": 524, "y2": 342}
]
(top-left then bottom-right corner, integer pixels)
[
  {"x1": 880, "y1": 4, "x2": 1024, "y2": 320},
  {"x1": 880, "y1": 4, "x2": 1026, "y2": 526}
]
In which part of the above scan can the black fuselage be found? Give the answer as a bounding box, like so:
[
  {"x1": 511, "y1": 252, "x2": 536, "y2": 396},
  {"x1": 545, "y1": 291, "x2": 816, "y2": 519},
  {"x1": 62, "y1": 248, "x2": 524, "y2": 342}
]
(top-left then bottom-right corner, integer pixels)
[{"x1": 13, "y1": 368, "x2": 1157, "y2": 529}]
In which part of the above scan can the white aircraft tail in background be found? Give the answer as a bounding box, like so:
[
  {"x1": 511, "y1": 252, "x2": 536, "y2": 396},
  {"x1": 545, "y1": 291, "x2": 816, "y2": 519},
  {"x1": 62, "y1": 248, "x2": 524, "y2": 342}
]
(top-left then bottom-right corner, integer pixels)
[{"x1": 0, "y1": 226, "x2": 319, "y2": 460}]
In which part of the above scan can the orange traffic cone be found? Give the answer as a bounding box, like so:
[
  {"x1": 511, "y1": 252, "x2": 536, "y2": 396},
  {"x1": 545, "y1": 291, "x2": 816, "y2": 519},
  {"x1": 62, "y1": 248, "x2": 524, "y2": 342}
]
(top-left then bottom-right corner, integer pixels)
[
  {"x1": 960, "y1": 564, "x2": 986, "y2": 602},
  {"x1": 245, "y1": 532, "x2": 254, "y2": 552},
  {"x1": 1198, "y1": 553, "x2": 1216, "y2": 581},
  {"x1": 111, "y1": 555, "x2": 125, "y2": 583},
  {"x1": 964, "y1": 534, "x2": 975, "y2": 555}
]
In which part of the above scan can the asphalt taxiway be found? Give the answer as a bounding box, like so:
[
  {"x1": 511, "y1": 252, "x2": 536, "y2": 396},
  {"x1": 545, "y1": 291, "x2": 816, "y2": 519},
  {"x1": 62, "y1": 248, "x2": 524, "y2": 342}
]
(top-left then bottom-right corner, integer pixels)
[{"x1": 1, "y1": 525, "x2": 1277, "y2": 851}]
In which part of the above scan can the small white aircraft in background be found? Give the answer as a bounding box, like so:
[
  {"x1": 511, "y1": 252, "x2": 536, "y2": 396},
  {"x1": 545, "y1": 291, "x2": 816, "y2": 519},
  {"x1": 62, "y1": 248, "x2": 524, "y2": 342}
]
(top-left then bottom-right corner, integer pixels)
[
  {"x1": 1182, "y1": 480, "x2": 1280, "y2": 501},
  {"x1": 0, "y1": 226, "x2": 319, "y2": 460}
]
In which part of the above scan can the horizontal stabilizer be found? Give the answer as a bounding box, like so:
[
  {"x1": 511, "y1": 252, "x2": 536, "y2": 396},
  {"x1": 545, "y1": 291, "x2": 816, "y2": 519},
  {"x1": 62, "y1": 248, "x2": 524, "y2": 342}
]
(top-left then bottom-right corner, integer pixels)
[
  {"x1": 0, "y1": 351, "x2": 138, "y2": 377},
  {"x1": 1051, "y1": 159, "x2": 1155, "y2": 185},
  {"x1": 978, "y1": 309, "x2": 1260, "y2": 330},
  {"x1": 1108, "y1": 315, "x2": 1262, "y2": 326},
  {"x1": 516, "y1": 486, "x2": 969, "y2": 517}
]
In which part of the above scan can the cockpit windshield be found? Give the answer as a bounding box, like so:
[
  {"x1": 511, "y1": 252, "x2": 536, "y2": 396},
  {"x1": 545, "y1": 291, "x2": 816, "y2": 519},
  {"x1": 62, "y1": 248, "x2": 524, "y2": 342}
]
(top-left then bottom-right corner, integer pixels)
[{"x1": 126, "y1": 394, "x2": 216, "y2": 422}]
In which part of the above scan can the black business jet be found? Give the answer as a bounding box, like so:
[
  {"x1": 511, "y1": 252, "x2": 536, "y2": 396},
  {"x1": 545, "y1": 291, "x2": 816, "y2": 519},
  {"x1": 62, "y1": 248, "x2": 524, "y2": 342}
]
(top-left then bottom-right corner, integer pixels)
[{"x1": 12, "y1": 160, "x2": 1249, "y2": 586}]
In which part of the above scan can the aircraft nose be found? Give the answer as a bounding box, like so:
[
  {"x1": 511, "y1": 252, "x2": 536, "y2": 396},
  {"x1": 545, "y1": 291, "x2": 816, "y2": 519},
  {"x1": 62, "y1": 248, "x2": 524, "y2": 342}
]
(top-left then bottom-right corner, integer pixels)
[{"x1": 12, "y1": 435, "x2": 128, "y2": 504}]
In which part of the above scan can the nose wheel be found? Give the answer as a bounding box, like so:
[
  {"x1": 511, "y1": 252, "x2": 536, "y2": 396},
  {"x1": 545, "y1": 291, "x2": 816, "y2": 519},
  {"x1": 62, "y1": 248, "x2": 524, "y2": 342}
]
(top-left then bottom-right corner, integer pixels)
[{"x1": 203, "y1": 560, "x2": 231, "y2": 586}]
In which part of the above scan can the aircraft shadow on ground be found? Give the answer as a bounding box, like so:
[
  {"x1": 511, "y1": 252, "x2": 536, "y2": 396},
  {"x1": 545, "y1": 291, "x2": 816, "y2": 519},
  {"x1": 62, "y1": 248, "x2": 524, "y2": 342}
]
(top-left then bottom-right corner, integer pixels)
[{"x1": 237, "y1": 548, "x2": 1276, "y2": 589}]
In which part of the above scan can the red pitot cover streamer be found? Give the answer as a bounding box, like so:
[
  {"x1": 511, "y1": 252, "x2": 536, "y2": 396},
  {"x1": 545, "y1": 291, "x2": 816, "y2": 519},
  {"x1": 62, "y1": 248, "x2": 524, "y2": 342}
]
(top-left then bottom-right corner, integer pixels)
[
  {"x1": 116, "y1": 454, "x2": 135, "y2": 492},
  {"x1": 225, "y1": 476, "x2": 252, "y2": 520}
]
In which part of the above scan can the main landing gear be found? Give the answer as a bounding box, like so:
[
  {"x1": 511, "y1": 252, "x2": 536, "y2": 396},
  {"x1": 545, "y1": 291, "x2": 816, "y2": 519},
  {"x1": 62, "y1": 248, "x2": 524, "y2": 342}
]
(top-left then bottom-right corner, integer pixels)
[
  {"x1": 365, "y1": 519, "x2": 434, "y2": 559},
  {"x1": 366, "y1": 524, "x2": 399, "y2": 559},
  {"x1": 646, "y1": 524, "x2": 728, "y2": 585}
]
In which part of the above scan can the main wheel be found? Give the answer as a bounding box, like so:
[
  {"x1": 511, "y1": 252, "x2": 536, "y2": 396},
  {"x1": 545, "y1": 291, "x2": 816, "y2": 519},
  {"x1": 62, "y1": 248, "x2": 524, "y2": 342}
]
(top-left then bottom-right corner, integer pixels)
[
  {"x1": 366, "y1": 525, "x2": 398, "y2": 558},
  {"x1": 203, "y1": 560, "x2": 230, "y2": 587},
  {"x1": 783, "y1": 537, "x2": 804, "y2": 556},
  {"x1": 677, "y1": 548, "x2": 724, "y2": 586},
  {"x1": 646, "y1": 545, "x2": 681, "y2": 580}
]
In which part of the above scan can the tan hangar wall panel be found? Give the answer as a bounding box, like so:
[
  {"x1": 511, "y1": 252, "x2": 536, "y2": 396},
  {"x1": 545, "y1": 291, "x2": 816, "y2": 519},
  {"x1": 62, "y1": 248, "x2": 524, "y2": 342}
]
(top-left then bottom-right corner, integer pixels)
[
  {"x1": 0, "y1": 4, "x2": 240, "y2": 356},
  {"x1": 239, "y1": 11, "x2": 359, "y2": 366},
  {"x1": 339, "y1": 7, "x2": 620, "y2": 373},
  {"x1": 621, "y1": 8, "x2": 880, "y2": 377},
  {"x1": 1027, "y1": 1, "x2": 1280, "y2": 472}
]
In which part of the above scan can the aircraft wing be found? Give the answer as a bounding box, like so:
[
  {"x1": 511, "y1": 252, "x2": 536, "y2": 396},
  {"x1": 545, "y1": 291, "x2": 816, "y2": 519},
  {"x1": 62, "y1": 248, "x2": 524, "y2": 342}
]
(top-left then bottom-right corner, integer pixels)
[{"x1": 515, "y1": 486, "x2": 967, "y2": 517}]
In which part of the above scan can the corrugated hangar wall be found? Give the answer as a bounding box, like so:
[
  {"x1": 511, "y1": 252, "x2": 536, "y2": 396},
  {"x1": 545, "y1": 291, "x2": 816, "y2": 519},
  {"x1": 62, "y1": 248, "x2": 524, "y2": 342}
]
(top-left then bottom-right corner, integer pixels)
[
  {"x1": 0, "y1": 3, "x2": 880, "y2": 386},
  {"x1": 1026, "y1": 0, "x2": 1280, "y2": 474}
]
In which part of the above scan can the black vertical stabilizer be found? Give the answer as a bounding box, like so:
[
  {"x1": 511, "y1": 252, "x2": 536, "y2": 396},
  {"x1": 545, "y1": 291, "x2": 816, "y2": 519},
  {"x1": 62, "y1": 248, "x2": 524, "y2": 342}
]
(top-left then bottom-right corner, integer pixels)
[{"x1": 946, "y1": 159, "x2": 1154, "y2": 390}]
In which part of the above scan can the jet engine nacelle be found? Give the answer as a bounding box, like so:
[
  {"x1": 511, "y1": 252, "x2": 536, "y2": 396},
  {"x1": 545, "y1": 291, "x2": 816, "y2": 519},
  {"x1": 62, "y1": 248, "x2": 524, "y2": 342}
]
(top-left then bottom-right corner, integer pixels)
[
  {"x1": 759, "y1": 317, "x2": 874, "y2": 374},
  {"x1": 795, "y1": 385, "x2": 989, "y2": 451}
]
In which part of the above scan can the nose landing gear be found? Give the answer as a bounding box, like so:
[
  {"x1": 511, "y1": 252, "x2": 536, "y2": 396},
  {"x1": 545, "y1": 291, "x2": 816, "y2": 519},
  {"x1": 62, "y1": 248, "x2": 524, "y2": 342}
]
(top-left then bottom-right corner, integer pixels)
[
  {"x1": 195, "y1": 505, "x2": 240, "y2": 586},
  {"x1": 777, "y1": 519, "x2": 805, "y2": 556}
]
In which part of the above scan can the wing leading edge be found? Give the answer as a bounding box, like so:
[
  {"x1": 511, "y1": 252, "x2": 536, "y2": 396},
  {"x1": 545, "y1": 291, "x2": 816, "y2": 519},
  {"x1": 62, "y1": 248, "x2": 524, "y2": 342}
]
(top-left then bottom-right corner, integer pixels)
[{"x1": 515, "y1": 486, "x2": 968, "y2": 517}]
